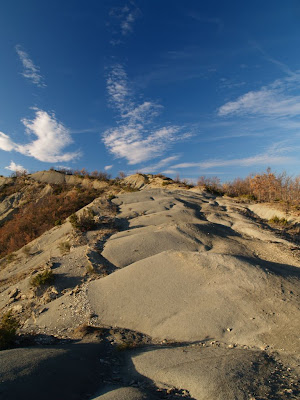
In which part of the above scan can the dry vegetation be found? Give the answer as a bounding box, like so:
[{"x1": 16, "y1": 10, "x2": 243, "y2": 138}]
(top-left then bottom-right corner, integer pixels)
[
  {"x1": 0, "y1": 311, "x2": 19, "y2": 350},
  {"x1": 0, "y1": 167, "x2": 138, "y2": 259},
  {"x1": 1, "y1": 167, "x2": 299, "y2": 260},
  {"x1": 30, "y1": 269, "x2": 55, "y2": 287},
  {"x1": 0, "y1": 186, "x2": 105, "y2": 258},
  {"x1": 198, "y1": 168, "x2": 300, "y2": 211},
  {"x1": 0, "y1": 167, "x2": 122, "y2": 259}
]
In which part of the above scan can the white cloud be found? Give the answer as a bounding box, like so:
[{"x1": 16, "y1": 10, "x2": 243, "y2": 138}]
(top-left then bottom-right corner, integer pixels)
[
  {"x1": 103, "y1": 125, "x2": 180, "y2": 165},
  {"x1": 15, "y1": 45, "x2": 46, "y2": 87},
  {"x1": 172, "y1": 142, "x2": 295, "y2": 170},
  {"x1": 218, "y1": 73, "x2": 300, "y2": 118},
  {"x1": 103, "y1": 64, "x2": 190, "y2": 165},
  {"x1": 104, "y1": 165, "x2": 113, "y2": 171},
  {"x1": 122, "y1": 101, "x2": 162, "y2": 122},
  {"x1": 173, "y1": 154, "x2": 291, "y2": 169},
  {"x1": 0, "y1": 109, "x2": 80, "y2": 163},
  {"x1": 5, "y1": 161, "x2": 28, "y2": 173},
  {"x1": 55, "y1": 165, "x2": 72, "y2": 171},
  {"x1": 251, "y1": 41, "x2": 296, "y2": 77},
  {"x1": 162, "y1": 169, "x2": 177, "y2": 175},
  {"x1": 109, "y1": 3, "x2": 141, "y2": 39},
  {"x1": 107, "y1": 64, "x2": 133, "y2": 114},
  {"x1": 0, "y1": 132, "x2": 16, "y2": 151},
  {"x1": 136, "y1": 155, "x2": 181, "y2": 173}
]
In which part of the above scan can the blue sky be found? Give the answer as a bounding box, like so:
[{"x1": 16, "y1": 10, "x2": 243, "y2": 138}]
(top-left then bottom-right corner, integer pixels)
[{"x1": 1, "y1": 0, "x2": 300, "y2": 182}]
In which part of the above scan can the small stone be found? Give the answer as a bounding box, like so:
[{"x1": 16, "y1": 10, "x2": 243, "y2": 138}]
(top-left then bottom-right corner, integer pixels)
[
  {"x1": 227, "y1": 327, "x2": 232, "y2": 332},
  {"x1": 9, "y1": 288, "x2": 19, "y2": 299},
  {"x1": 12, "y1": 304, "x2": 23, "y2": 313}
]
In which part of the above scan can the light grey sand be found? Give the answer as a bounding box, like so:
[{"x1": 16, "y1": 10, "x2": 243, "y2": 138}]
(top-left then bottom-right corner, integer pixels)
[{"x1": 1, "y1": 187, "x2": 299, "y2": 399}]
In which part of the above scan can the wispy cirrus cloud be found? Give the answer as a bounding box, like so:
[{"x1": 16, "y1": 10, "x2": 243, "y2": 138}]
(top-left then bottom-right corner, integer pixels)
[
  {"x1": 218, "y1": 73, "x2": 300, "y2": 117},
  {"x1": 171, "y1": 141, "x2": 296, "y2": 170},
  {"x1": 5, "y1": 161, "x2": 28, "y2": 173},
  {"x1": 187, "y1": 13, "x2": 224, "y2": 33},
  {"x1": 103, "y1": 64, "x2": 190, "y2": 165},
  {"x1": 250, "y1": 41, "x2": 296, "y2": 77},
  {"x1": 109, "y1": 2, "x2": 141, "y2": 44},
  {"x1": 135, "y1": 155, "x2": 181, "y2": 174},
  {"x1": 0, "y1": 109, "x2": 80, "y2": 162},
  {"x1": 15, "y1": 45, "x2": 46, "y2": 87}
]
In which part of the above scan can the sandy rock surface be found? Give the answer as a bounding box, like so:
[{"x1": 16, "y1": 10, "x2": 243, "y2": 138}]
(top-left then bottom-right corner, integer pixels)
[{"x1": 1, "y1": 186, "x2": 299, "y2": 399}]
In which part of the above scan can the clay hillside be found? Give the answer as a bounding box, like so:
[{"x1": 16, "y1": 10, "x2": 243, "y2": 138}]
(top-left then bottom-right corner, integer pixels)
[{"x1": 0, "y1": 169, "x2": 299, "y2": 400}]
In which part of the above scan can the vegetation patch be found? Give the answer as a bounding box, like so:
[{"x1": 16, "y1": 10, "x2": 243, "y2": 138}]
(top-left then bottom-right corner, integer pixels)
[
  {"x1": 58, "y1": 241, "x2": 71, "y2": 255},
  {"x1": 116, "y1": 340, "x2": 138, "y2": 351},
  {"x1": 0, "y1": 184, "x2": 104, "y2": 258},
  {"x1": 30, "y1": 269, "x2": 55, "y2": 287},
  {"x1": 0, "y1": 311, "x2": 19, "y2": 350},
  {"x1": 22, "y1": 245, "x2": 32, "y2": 257},
  {"x1": 4, "y1": 253, "x2": 18, "y2": 265},
  {"x1": 69, "y1": 209, "x2": 96, "y2": 232},
  {"x1": 269, "y1": 216, "x2": 289, "y2": 226}
]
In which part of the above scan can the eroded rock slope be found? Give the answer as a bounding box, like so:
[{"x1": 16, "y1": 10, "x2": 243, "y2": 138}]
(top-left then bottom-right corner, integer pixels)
[{"x1": 1, "y1": 187, "x2": 300, "y2": 399}]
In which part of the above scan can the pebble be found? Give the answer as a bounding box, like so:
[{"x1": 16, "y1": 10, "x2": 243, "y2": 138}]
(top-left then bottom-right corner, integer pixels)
[
  {"x1": 12, "y1": 304, "x2": 23, "y2": 313},
  {"x1": 9, "y1": 288, "x2": 19, "y2": 298}
]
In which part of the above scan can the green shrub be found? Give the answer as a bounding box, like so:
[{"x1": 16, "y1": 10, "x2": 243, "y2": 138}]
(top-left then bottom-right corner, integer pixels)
[
  {"x1": 240, "y1": 194, "x2": 257, "y2": 201},
  {"x1": 116, "y1": 340, "x2": 138, "y2": 351},
  {"x1": 22, "y1": 245, "x2": 31, "y2": 256},
  {"x1": 269, "y1": 216, "x2": 289, "y2": 225},
  {"x1": 30, "y1": 269, "x2": 55, "y2": 287},
  {"x1": 0, "y1": 311, "x2": 19, "y2": 350},
  {"x1": 121, "y1": 185, "x2": 139, "y2": 192},
  {"x1": 5, "y1": 253, "x2": 17, "y2": 264},
  {"x1": 58, "y1": 241, "x2": 71, "y2": 255},
  {"x1": 69, "y1": 209, "x2": 96, "y2": 232}
]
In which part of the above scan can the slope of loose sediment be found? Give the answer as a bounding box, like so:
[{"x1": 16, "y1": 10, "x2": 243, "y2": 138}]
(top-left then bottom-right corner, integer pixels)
[
  {"x1": 88, "y1": 250, "x2": 300, "y2": 352},
  {"x1": 32, "y1": 188, "x2": 300, "y2": 355},
  {"x1": 130, "y1": 345, "x2": 296, "y2": 400},
  {"x1": 0, "y1": 343, "x2": 108, "y2": 400},
  {"x1": 8, "y1": 186, "x2": 299, "y2": 399}
]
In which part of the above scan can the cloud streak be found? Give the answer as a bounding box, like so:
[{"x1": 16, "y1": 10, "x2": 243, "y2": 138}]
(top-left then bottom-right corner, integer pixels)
[
  {"x1": 109, "y1": 2, "x2": 141, "y2": 44},
  {"x1": 187, "y1": 13, "x2": 224, "y2": 33},
  {"x1": 0, "y1": 109, "x2": 80, "y2": 162},
  {"x1": 251, "y1": 41, "x2": 296, "y2": 77},
  {"x1": 218, "y1": 73, "x2": 300, "y2": 118},
  {"x1": 15, "y1": 45, "x2": 46, "y2": 87},
  {"x1": 172, "y1": 142, "x2": 295, "y2": 170},
  {"x1": 136, "y1": 155, "x2": 181, "y2": 173},
  {"x1": 103, "y1": 64, "x2": 190, "y2": 165}
]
